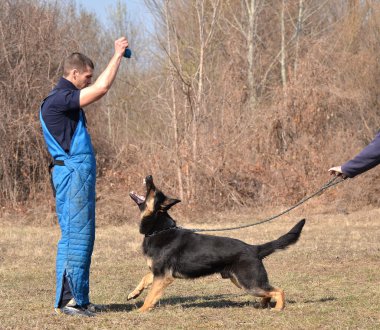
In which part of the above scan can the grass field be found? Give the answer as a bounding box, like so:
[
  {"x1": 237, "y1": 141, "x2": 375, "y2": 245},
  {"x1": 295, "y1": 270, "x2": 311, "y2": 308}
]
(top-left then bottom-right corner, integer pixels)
[{"x1": 1, "y1": 207, "x2": 379, "y2": 329}]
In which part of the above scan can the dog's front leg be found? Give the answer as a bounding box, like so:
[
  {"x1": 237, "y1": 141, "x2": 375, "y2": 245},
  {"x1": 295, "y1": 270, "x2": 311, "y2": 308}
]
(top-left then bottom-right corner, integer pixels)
[
  {"x1": 138, "y1": 275, "x2": 174, "y2": 312},
  {"x1": 127, "y1": 272, "x2": 154, "y2": 300},
  {"x1": 270, "y1": 288, "x2": 285, "y2": 310}
]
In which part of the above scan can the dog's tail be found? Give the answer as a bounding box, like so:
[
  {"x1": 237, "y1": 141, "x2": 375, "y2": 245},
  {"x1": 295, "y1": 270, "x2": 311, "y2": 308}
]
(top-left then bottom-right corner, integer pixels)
[{"x1": 257, "y1": 219, "x2": 305, "y2": 260}]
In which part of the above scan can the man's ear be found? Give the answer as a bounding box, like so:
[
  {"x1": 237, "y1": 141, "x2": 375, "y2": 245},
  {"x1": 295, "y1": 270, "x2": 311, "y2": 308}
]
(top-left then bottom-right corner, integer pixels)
[
  {"x1": 72, "y1": 69, "x2": 79, "y2": 79},
  {"x1": 161, "y1": 197, "x2": 181, "y2": 211}
]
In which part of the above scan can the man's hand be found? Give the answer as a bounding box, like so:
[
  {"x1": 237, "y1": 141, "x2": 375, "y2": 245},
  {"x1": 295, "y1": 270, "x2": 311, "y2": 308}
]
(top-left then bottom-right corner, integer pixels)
[
  {"x1": 79, "y1": 36, "x2": 129, "y2": 107},
  {"x1": 115, "y1": 37, "x2": 129, "y2": 57},
  {"x1": 328, "y1": 166, "x2": 347, "y2": 178}
]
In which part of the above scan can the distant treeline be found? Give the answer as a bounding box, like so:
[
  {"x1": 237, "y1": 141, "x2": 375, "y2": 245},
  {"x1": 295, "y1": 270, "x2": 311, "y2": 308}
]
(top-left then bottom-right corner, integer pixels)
[{"x1": 1, "y1": 0, "x2": 380, "y2": 212}]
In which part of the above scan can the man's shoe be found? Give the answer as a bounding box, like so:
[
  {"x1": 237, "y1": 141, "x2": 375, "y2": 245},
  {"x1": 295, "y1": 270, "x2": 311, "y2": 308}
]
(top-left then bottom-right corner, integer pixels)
[
  {"x1": 85, "y1": 303, "x2": 107, "y2": 313},
  {"x1": 65, "y1": 298, "x2": 76, "y2": 307},
  {"x1": 55, "y1": 299, "x2": 96, "y2": 317},
  {"x1": 55, "y1": 305, "x2": 96, "y2": 317},
  {"x1": 67, "y1": 298, "x2": 106, "y2": 313}
]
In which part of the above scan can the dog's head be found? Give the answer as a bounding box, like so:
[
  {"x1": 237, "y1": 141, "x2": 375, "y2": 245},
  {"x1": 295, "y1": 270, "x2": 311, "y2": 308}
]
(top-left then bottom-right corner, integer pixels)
[{"x1": 129, "y1": 175, "x2": 181, "y2": 221}]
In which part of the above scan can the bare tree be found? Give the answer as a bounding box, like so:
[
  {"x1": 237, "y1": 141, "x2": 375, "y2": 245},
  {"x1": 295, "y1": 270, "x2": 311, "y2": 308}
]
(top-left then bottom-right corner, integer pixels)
[
  {"x1": 280, "y1": 0, "x2": 287, "y2": 90},
  {"x1": 224, "y1": 0, "x2": 264, "y2": 109},
  {"x1": 3, "y1": 0, "x2": 380, "y2": 214},
  {"x1": 0, "y1": 0, "x2": 106, "y2": 206},
  {"x1": 293, "y1": 0, "x2": 304, "y2": 79},
  {"x1": 162, "y1": 0, "x2": 185, "y2": 200}
]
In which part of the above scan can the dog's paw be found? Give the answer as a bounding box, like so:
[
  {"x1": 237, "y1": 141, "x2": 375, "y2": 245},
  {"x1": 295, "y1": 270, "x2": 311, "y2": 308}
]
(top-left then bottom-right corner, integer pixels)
[
  {"x1": 138, "y1": 306, "x2": 153, "y2": 313},
  {"x1": 127, "y1": 291, "x2": 141, "y2": 300},
  {"x1": 260, "y1": 297, "x2": 271, "y2": 309}
]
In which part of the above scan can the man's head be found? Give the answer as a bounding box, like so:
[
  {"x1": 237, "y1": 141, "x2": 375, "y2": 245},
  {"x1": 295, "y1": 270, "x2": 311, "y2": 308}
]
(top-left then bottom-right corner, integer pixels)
[{"x1": 63, "y1": 53, "x2": 94, "y2": 89}]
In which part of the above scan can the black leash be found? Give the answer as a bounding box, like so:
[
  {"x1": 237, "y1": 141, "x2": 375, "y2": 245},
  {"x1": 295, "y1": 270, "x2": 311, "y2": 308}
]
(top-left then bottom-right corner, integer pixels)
[{"x1": 188, "y1": 176, "x2": 346, "y2": 233}]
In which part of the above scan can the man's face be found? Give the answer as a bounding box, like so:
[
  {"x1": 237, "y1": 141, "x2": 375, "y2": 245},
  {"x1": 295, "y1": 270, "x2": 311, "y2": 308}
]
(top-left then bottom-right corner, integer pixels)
[{"x1": 73, "y1": 66, "x2": 93, "y2": 89}]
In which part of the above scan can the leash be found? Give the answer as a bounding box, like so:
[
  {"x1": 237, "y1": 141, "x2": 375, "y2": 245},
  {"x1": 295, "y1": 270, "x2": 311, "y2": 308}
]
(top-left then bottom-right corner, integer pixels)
[{"x1": 188, "y1": 176, "x2": 346, "y2": 233}]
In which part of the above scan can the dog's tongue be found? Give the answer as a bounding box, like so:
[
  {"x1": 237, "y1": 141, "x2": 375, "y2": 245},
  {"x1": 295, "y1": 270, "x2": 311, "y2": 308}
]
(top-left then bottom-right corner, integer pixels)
[{"x1": 129, "y1": 191, "x2": 145, "y2": 205}]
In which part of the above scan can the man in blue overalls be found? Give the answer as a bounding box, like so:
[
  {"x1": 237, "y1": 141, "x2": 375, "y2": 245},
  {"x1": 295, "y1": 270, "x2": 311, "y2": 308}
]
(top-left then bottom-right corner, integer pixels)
[{"x1": 40, "y1": 37, "x2": 129, "y2": 317}]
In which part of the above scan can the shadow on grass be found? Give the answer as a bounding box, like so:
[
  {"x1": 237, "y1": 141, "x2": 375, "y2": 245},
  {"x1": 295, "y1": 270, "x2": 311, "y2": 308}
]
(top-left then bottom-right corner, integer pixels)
[
  {"x1": 102, "y1": 295, "x2": 337, "y2": 312},
  {"x1": 105, "y1": 294, "x2": 271, "y2": 311},
  {"x1": 160, "y1": 294, "x2": 260, "y2": 309},
  {"x1": 102, "y1": 303, "x2": 137, "y2": 312},
  {"x1": 161, "y1": 294, "x2": 337, "y2": 309},
  {"x1": 303, "y1": 296, "x2": 337, "y2": 304},
  {"x1": 102, "y1": 294, "x2": 251, "y2": 312}
]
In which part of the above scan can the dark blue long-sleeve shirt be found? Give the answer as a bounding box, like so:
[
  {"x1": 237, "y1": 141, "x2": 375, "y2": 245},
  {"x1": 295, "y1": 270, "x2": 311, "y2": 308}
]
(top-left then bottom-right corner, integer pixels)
[{"x1": 342, "y1": 131, "x2": 380, "y2": 178}]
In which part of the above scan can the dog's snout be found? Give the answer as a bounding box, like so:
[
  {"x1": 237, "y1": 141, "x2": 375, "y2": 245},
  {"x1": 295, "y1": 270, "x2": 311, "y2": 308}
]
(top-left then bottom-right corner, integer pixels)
[{"x1": 145, "y1": 175, "x2": 153, "y2": 186}]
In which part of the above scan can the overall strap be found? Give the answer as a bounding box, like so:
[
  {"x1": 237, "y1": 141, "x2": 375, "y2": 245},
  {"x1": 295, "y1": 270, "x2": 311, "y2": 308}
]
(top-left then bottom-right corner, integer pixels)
[
  {"x1": 39, "y1": 88, "x2": 68, "y2": 158},
  {"x1": 40, "y1": 88, "x2": 66, "y2": 197}
]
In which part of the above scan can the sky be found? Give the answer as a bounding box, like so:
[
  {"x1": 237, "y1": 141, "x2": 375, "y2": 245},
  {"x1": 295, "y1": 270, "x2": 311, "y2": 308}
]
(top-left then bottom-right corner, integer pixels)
[
  {"x1": 75, "y1": 0, "x2": 153, "y2": 30},
  {"x1": 75, "y1": 0, "x2": 157, "y2": 66}
]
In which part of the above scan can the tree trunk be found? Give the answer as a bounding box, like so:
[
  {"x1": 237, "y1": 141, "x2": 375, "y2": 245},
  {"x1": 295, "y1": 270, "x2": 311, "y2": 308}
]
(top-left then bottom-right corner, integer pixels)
[
  {"x1": 280, "y1": 0, "x2": 287, "y2": 90},
  {"x1": 245, "y1": 0, "x2": 257, "y2": 109},
  {"x1": 293, "y1": 0, "x2": 304, "y2": 79},
  {"x1": 164, "y1": 0, "x2": 184, "y2": 200}
]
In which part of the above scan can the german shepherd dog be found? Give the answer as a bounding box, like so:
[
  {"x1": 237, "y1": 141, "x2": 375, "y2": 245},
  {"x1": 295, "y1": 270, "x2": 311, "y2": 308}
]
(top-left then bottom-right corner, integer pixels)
[{"x1": 128, "y1": 175, "x2": 305, "y2": 312}]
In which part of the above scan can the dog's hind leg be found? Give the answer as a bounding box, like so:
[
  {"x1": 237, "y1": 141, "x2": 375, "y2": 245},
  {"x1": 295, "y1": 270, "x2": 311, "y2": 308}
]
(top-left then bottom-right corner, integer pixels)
[
  {"x1": 138, "y1": 275, "x2": 174, "y2": 312},
  {"x1": 233, "y1": 259, "x2": 286, "y2": 310},
  {"x1": 128, "y1": 272, "x2": 154, "y2": 300}
]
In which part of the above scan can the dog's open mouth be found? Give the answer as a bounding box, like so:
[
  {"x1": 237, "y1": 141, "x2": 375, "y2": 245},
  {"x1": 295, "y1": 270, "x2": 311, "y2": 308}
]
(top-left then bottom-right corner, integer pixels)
[{"x1": 129, "y1": 191, "x2": 145, "y2": 205}]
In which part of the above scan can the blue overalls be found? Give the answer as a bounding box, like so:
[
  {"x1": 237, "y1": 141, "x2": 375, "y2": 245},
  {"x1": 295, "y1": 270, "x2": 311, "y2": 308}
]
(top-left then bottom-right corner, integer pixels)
[{"x1": 40, "y1": 90, "x2": 96, "y2": 308}]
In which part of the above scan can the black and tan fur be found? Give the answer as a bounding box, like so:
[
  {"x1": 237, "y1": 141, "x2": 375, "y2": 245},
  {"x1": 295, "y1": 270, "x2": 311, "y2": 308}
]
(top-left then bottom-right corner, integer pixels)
[{"x1": 128, "y1": 175, "x2": 305, "y2": 312}]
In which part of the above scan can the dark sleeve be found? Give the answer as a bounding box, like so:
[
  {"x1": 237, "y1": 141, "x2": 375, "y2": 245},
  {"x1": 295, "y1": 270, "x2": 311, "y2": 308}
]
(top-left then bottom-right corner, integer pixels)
[{"x1": 341, "y1": 131, "x2": 380, "y2": 178}]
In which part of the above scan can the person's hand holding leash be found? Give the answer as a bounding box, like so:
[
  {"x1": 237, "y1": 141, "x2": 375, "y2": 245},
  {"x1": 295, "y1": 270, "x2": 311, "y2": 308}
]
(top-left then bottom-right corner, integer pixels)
[
  {"x1": 328, "y1": 166, "x2": 347, "y2": 179},
  {"x1": 328, "y1": 131, "x2": 380, "y2": 179}
]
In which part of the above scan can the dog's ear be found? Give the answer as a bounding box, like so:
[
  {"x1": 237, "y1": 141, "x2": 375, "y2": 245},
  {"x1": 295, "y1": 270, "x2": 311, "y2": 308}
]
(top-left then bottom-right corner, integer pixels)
[{"x1": 161, "y1": 197, "x2": 181, "y2": 211}]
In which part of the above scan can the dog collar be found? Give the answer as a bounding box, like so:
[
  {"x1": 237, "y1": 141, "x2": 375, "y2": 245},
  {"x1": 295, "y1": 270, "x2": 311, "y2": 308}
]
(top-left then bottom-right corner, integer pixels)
[{"x1": 145, "y1": 225, "x2": 179, "y2": 237}]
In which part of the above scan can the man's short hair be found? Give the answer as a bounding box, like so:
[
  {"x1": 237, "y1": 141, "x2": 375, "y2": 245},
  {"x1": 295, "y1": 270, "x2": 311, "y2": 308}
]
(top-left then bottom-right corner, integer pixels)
[{"x1": 63, "y1": 53, "x2": 94, "y2": 77}]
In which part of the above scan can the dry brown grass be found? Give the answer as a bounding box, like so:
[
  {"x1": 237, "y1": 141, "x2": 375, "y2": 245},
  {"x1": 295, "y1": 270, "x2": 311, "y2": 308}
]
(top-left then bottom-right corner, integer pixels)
[{"x1": 1, "y1": 207, "x2": 380, "y2": 329}]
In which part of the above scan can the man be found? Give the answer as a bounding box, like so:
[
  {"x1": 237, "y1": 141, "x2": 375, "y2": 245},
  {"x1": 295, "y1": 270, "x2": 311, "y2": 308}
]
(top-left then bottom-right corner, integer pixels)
[
  {"x1": 329, "y1": 131, "x2": 380, "y2": 178},
  {"x1": 40, "y1": 37, "x2": 129, "y2": 317}
]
